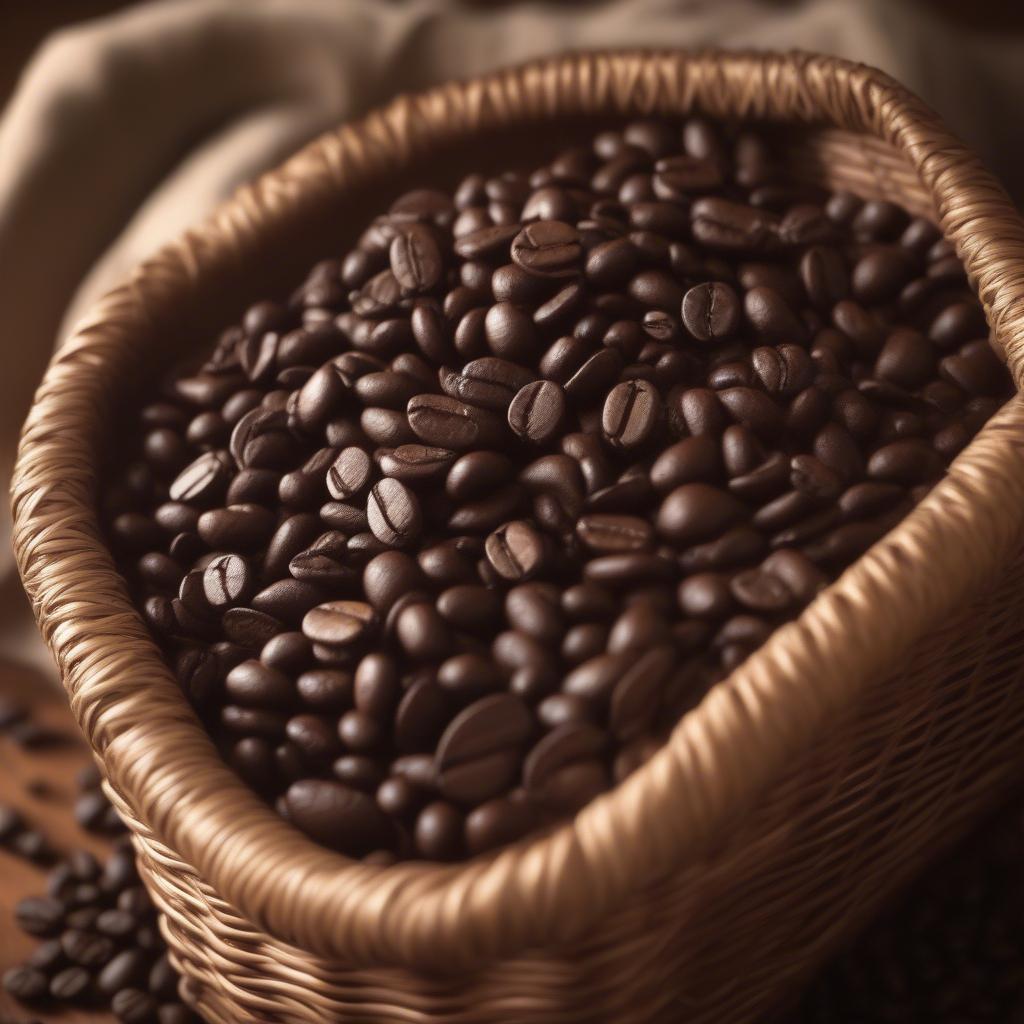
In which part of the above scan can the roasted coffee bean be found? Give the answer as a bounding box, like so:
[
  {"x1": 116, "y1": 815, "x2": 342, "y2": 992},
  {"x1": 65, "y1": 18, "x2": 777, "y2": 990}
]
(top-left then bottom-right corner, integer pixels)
[
  {"x1": 511, "y1": 220, "x2": 582, "y2": 277},
  {"x1": 868, "y1": 439, "x2": 944, "y2": 484},
  {"x1": 202, "y1": 553, "x2": 253, "y2": 608},
  {"x1": 326, "y1": 446, "x2": 372, "y2": 500},
  {"x1": 940, "y1": 339, "x2": 1006, "y2": 396},
  {"x1": 675, "y1": 387, "x2": 727, "y2": 437},
  {"x1": 576, "y1": 514, "x2": 653, "y2": 553},
  {"x1": 367, "y1": 478, "x2": 422, "y2": 547},
  {"x1": 390, "y1": 224, "x2": 442, "y2": 294},
  {"x1": 15, "y1": 896, "x2": 65, "y2": 937},
  {"x1": 167, "y1": 449, "x2": 232, "y2": 505},
  {"x1": 61, "y1": 928, "x2": 114, "y2": 968},
  {"x1": 691, "y1": 197, "x2": 779, "y2": 251},
  {"x1": 508, "y1": 380, "x2": 566, "y2": 444},
  {"x1": 657, "y1": 484, "x2": 747, "y2": 544},
  {"x1": 799, "y1": 245, "x2": 848, "y2": 310},
  {"x1": 302, "y1": 600, "x2": 376, "y2": 647},
  {"x1": 394, "y1": 601, "x2": 452, "y2": 662},
  {"x1": 48, "y1": 964, "x2": 92, "y2": 1001},
  {"x1": 407, "y1": 393, "x2": 505, "y2": 450},
  {"x1": 650, "y1": 436, "x2": 720, "y2": 492},
  {"x1": 3, "y1": 964, "x2": 49, "y2": 1001},
  {"x1": 744, "y1": 285, "x2": 805, "y2": 341},
  {"x1": 197, "y1": 503, "x2": 275, "y2": 550},
  {"x1": 485, "y1": 520, "x2": 545, "y2": 581},
  {"x1": 414, "y1": 801, "x2": 465, "y2": 860},
  {"x1": 285, "y1": 779, "x2": 391, "y2": 855},
  {"x1": 681, "y1": 281, "x2": 741, "y2": 343},
  {"x1": 465, "y1": 797, "x2": 537, "y2": 855},
  {"x1": 602, "y1": 379, "x2": 661, "y2": 449},
  {"x1": 111, "y1": 987, "x2": 160, "y2": 1023}
]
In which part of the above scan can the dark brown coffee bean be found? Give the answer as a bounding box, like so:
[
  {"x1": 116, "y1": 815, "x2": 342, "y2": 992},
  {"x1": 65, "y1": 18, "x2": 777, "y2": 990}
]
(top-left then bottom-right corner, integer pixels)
[
  {"x1": 584, "y1": 238, "x2": 639, "y2": 288},
  {"x1": 287, "y1": 532, "x2": 355, "y2": 589},
  {"x1": 302, "y1": 600, "x2": 375, "y2": 647},
  {"x1": 453, "y1": 223, "x2": 521, "y2": 260},
  {"x1": 690, "y1": 197, "x2": 779, "y2": 252},
  {"x1": 394, "y1": 677, "x2": 449, "y2": 752},
  {"x1": 676, "y1": 387, "x2": 726, "y2": 437},
  {"x1": 851, "y1": 246, "x2": 915, "y2": 304},
  {"x1": 717, "y1": 387, "x2": 784, "y2": 438},
  {"x1": 507, "y1": 380, "x2": 566, "y2": 444},
  {"x1": 15, "y1": 896, "x2": 65, "y2": 936},
  {"x1": 361, "y1": 551, "x2": 425, "y2": 614},
  {"x1": 649, "y1": 436, "x2": 720, "y2": 492},
  {"x1": 390, "y1": 224, "x2": 442, "y2": 294},
  {"x1": 838, "y1": 482, "x2": 907, "y2": 520},
  {"x1": 224, "y1": 660, "x2": 294, "y2": 708},
  {"x1": 286, "y1": 779, "x2": 391, "y2": 855},
  {"x1": 814, "y1": 423, "x2": 864, "y2": 482},
  {"x1": 790, "y1": 454, "x2": 841, "y2": 499},
  {"x1": 440, "y1": 358, "x2": 529, "y2": 412},
  {"x1": 485, "y1": 520, "x2": 545, "y2": 581},
  {"x1": 50, "y1": 965, "x2": 93, "y2": 1001},
  {"x1": 407, "y1": 393, "x2": 505, "y2": 451},
  {"x1": 799, "y1": 245, "x2": 848, "y2": 310},
  {"x1": 751, "y1": 344, "x2": 812, "y2": 396},
  {"x1": 393, "y1": 600, "x2": 449, "y2": 662},
  {"x1": 681, "y1": 282, "x2": 740, "y2": 343},
  {"x1": 602, "y1": 380, "x2": 661, "y2": 450},
  {"x1": 653, "y1": 154, "x2": 722, "y2": 200},
  {"x1": 377, "y1": 444, "x2": 455, "y2": 485},
  {"x1": 939, "y1": 340, "x2": 1006, "y2": 396},
  {"x1": 61, "y1": 927, "x2": 114, "y2": 968},
  {"x1": 511, "y1": 220, "x2": 582, "y2": 277},
  {"x1": 3, "y1": 964, "x2": 49, "y2": 1001},
  {"x1": 523, "y1": 723, "x2": 607, "y2": 791},
  {"x1": 367, "y1": 478, "x2": 422, "y2": 548},
  {"x1": 221, "y1": 608, "x2": 284, "y2": 649},
  {"x1": 677, "y1": 572, "x2": 735, "y2": 618},
  {"x1": 744, "y1": 285, "x2": 805, "y2": 341},
  {"x1": 168, "y1": 450, "x2": 231, "y2": 504},
  {"x1": 576, "y1": 514, "x2": 653, "y2": 553},
  {"x1": 414, "y1": 801, "x2": 464, "y2": 860},
  {"x1": 98, "y1": 949, "x2": 149, "y2": 996},
  {"x1": 609, "y1": 644, "x2": 674, "y2": 739},
  {"x1": 436, "y1": 693, "x2": 532, "y2": 777},
  {"x1": 867, "y1": 439, "x2": 944, "y2": 484},
  {"x1": 465, "y1": 797, "x2": 537, "y2": 855},
  {"x1": 326, "y1": 446, "x2": 372, "y2": 500},
  {"x1": 657, "y1": 484, "x2": 747, "y2": 544},
  {"x1": 201, "y1": 553, "x2": 252, "y2": 608}
]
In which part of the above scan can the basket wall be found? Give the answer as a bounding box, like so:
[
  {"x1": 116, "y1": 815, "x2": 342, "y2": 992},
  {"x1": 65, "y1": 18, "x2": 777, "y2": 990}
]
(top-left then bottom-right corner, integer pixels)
[{"x1": 13, "y1": 50, "x2": 1024, "y2": 1024}]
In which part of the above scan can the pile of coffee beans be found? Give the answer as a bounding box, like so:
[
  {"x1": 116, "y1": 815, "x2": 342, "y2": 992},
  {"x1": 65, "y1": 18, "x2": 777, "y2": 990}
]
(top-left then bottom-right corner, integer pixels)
[
  {"x1": 3, "y1": 842, "x2": 197, "y2": 1023},
  {"x1": 0, "y1": 804, "x2": 56, "y2": 868},
  {"x1": 102, "y1": 116, "x2": 1011, "y2": 861},
  {"x1": 1, "y1": 714, "x2": 196, "y2": 1022}
]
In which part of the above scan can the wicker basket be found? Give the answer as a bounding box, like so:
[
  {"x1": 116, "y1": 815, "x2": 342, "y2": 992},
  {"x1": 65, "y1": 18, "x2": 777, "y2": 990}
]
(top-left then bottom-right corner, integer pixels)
[{"x1": 12, "y1": 49, "x2": 1024, "y2": 1024}]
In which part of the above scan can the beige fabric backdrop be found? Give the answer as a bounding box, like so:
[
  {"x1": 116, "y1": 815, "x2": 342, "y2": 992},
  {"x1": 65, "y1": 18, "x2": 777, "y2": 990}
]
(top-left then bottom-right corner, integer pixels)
[{"x1": 2, "y1": 0, "x2": 1022, "y2": 677}]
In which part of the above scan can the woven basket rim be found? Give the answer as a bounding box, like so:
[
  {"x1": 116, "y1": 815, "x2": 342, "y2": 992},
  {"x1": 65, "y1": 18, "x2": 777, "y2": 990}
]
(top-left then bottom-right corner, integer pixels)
[{"x1": 12, "y1": 48, "x2": 1024, "y2": 969}]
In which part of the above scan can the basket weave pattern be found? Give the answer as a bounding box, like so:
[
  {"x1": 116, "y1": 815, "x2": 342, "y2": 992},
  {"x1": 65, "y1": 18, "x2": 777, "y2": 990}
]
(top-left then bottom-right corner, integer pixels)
[{"x1": 12, "y1": 51, "x2": 1024, "y2": 1023}]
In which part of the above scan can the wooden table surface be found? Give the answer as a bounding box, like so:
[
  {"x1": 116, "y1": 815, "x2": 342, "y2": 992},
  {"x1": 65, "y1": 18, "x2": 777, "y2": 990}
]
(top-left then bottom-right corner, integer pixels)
[{"x1": 0, "y1": 660, "x2": 114, "y2": 1023}]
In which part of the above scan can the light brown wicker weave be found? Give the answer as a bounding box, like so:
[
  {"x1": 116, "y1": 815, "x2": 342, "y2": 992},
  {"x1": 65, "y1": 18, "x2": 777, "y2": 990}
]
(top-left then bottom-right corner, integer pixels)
[{"x1": 12, "y1": 49, "x2": 1024, "y2": 1024}]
